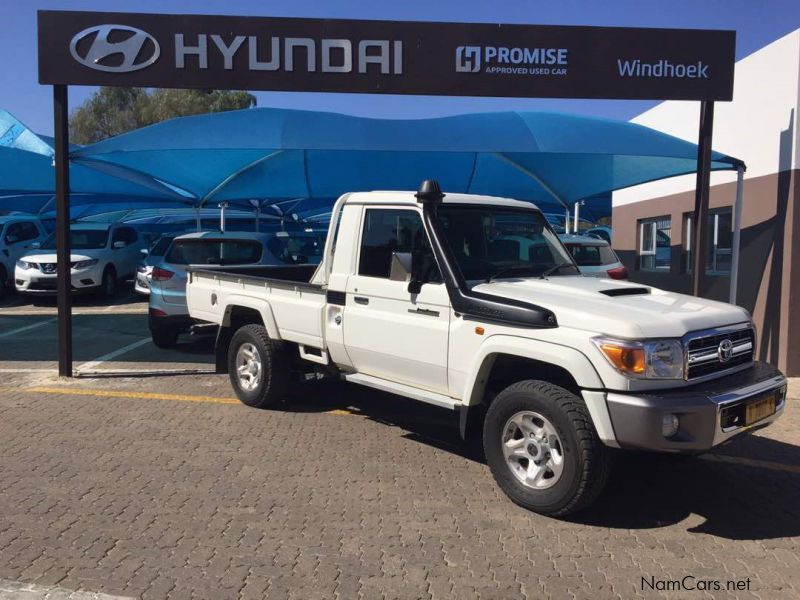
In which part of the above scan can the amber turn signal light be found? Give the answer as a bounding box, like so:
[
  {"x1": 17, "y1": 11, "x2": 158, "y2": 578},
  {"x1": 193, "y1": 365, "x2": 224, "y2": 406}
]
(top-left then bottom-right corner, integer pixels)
[{"x1": 599, "y1": 343, "x2": 645, "y2": 374}]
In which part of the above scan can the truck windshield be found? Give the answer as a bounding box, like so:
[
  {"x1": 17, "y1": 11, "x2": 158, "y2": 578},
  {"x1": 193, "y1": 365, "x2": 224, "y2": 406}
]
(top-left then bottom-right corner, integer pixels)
[{"x1": 436, "y1": 206, "x2": 579, "y2": 281}]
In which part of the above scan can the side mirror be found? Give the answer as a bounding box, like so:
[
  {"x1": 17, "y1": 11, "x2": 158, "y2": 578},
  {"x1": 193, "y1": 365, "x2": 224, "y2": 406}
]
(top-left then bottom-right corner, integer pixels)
[
  {"x1": 113, "y1": 241, "x2": 126, "y2": 249},
  {"x1": 389, "y1": 251, "x2": 412, "y2": 282}
]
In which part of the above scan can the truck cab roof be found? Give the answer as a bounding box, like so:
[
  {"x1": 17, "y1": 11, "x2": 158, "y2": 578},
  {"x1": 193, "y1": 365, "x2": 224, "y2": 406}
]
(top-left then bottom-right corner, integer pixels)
[{"x1": 344, "y1": 191, "x2": 541, "y2": 211}]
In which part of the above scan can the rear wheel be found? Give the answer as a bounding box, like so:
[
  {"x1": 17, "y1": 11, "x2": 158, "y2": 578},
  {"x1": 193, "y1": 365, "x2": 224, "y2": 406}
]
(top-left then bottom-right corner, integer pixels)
[
  {"x1": 228, "y1": 324, "x2": 289, "y2": 408},
  {"x1": 483, "y1": 380, "x2": 611, "y2": 516},
  {"x1": 101, "y1": 266, "x2": 117, "y2": 298},
  {"x1": 151, "y1": 325, "x2": 178, "y2": 349}
]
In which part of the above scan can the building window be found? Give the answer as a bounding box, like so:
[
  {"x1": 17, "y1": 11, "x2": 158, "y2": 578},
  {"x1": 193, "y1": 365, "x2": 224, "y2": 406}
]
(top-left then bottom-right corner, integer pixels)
[
  {"x1": 684, "y1": 208, "x2": 732, "y2": 274},
  {"x1": 638, "y1": 217, "x2": 671, "y2": 271}
]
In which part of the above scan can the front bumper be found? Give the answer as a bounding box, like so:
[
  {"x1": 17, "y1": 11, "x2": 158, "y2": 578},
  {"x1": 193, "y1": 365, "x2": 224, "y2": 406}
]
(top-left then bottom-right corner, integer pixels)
[
  {"x1": 605, "y1": 362, "x2": 786, "y2": 452},
  {"x1": 15, "y1": 266, "x2": 104, "y2": 294}
]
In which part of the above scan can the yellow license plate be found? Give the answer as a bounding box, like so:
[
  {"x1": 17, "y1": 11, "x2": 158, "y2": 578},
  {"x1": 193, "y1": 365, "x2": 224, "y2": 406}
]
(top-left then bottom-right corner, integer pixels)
[{"x1": 745, "y1": 395, "x2": 776, "y2": 426}]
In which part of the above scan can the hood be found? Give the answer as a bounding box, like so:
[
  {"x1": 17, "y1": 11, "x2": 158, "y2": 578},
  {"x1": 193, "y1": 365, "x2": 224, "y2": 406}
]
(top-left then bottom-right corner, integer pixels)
[
  {"x1": 21, "y1": 253, "x2": 96, "y2": 264},
  {"x1": 471, "y1": 276, "x2": 750, "y2": 338}
]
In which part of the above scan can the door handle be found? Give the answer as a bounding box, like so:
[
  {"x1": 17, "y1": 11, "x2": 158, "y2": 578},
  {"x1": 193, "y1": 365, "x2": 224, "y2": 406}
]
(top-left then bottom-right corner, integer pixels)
[
  {"x1": 408, "y1": 307, "x2": 440, "y2": 317},
  {"x1": 354, "y1": 296, "x2": 369, "y2": 305}
]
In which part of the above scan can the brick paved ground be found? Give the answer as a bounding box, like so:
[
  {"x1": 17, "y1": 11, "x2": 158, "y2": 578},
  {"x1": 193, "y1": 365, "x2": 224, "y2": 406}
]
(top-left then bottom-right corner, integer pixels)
[{"x1": 0, "y1": 306, "x2": 798, "y2": 599}]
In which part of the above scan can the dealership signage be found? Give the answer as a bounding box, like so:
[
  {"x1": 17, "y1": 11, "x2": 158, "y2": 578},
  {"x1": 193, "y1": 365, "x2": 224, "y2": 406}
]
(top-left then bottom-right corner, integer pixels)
[{"x1": 39, "y1": 11, "x2": 735, "y2": 100}]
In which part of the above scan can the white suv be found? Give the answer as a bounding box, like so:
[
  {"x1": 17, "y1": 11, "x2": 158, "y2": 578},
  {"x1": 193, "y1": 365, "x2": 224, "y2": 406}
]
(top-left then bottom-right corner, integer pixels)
[
  {"x1": 0, "y1": 215, "x2": 48, "y2": 298},
  {"x1": 15, "y1": 223, "x2": 143, "y2": 297}
]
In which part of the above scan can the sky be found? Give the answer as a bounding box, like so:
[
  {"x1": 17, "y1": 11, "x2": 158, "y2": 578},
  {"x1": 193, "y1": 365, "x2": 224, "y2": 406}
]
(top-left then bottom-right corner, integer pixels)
[{"x1": 2, "y1": 0, "x2": 799, "y2": 136}]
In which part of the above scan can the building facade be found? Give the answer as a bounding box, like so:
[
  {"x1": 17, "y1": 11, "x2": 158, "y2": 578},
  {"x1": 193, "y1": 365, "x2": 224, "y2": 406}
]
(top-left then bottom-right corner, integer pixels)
[{"x1": 612, "y1": 29, "x2": 800, "y2": 375}]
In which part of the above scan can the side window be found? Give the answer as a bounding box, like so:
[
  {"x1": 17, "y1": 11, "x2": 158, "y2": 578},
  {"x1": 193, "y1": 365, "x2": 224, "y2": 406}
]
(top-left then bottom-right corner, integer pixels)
[
  {"x1": 357, "y1": 209, "x2": 440, "y2": 281},
  {"x1": 112, "y1": 227, "x2": 138, "y2": 245},
  {"x1": 4, "y1": 222, "x2": 39, "y2": 245},
  {"x1": 122, "y1": 227, "x2": 138, "y2": 244},
  {"x1": 19, "y1": 222, "x2": 40, "y2": 242},
  {"x1": 4, "y1": 223, "x2": 23, "y2": 245}
]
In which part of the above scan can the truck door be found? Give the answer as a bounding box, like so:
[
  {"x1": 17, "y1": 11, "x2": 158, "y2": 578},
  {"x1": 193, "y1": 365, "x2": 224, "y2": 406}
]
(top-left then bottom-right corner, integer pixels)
[{"x1": 344, "y1": 207, "x2": 450, "y2": 394}]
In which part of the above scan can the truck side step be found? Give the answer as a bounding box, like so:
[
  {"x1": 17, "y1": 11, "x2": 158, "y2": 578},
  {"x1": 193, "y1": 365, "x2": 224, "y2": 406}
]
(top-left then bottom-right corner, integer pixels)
[{"x1": 343, "y1": 372, "x2": 461, "y2": 411}]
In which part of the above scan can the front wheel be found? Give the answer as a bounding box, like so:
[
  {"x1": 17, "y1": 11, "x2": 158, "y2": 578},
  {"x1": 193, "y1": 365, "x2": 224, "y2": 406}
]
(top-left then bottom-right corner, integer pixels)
[
  {"x1": 483, "y1": 380, "x2": 611, "y2": 516},
  {"x1": 100, "y1": 266, "x2": 117, "y2": 298},
  {"x1": 227, "y1": 324, "x2": 289, "y2": 408}
]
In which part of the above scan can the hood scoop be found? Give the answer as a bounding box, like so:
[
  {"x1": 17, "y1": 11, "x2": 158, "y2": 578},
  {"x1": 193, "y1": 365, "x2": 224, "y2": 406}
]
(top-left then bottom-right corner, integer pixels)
[{"x1": 599, "y1": 287, "x2": 650, "y2": 297}]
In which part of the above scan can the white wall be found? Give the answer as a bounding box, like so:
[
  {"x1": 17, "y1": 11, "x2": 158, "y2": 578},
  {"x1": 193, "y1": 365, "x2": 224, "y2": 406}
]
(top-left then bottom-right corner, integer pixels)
[{"x1": 614, "y1": 29, "x2": 800, "y2": 208}]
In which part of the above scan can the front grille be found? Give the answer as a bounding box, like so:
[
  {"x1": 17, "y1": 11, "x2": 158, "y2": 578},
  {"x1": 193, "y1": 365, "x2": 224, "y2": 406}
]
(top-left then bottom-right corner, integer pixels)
[
  {"x1": 39, "y1": 263, "x2": 57, "y2": 274},
  {"x1": 686, "y1": 327, "x2": 754, "y2": 380}
]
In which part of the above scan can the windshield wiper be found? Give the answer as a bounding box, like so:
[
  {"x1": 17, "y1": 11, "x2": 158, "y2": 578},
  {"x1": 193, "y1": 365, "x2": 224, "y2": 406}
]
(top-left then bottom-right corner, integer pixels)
[
  {"x1": 539, "y1": 262, "x2": 576, "y2": 279},
  {"x1": 486, "y1": 265, "x2": 539, "y2": 283}
]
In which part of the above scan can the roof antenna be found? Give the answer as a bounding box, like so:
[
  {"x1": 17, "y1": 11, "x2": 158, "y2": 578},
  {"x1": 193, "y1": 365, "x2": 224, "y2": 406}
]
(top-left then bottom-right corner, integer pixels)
[{"x1": 415, "y1": 179, "x2": 445, "y2": 204}]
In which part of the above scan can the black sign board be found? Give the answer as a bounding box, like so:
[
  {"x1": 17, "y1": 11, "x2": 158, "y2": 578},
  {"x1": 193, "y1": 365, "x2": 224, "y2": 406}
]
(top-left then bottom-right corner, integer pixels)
[{"x1": 38, "y1": 10, "x2": 736, "y2": 101}]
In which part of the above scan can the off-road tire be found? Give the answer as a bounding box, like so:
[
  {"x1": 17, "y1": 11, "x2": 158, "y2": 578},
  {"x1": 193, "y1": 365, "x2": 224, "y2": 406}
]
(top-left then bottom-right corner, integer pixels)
[
  {"x1": 483, "y1": 379, "x2": 612, "y2": 516},
  {"x1": 228, "y1": 324, "x2": 289, "y2": 409}
]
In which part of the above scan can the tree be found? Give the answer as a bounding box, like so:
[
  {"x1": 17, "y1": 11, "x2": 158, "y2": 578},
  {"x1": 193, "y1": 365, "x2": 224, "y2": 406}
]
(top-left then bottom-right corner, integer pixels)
[{"x1": 69, "y1": 88, "x2": 256, "y2": 144}]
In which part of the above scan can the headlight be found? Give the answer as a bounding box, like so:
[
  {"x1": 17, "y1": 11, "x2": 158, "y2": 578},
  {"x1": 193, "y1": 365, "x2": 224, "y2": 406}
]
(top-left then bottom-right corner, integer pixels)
[
  {"x1": 71, "y1": 258, "x2": 98, "y2": 270},
  {"x1": 595, "y1": 337, "x2": 684, "y2": 379},
  {"x1": 16, "y1": 260, "x2": 35, "y2": 270}
]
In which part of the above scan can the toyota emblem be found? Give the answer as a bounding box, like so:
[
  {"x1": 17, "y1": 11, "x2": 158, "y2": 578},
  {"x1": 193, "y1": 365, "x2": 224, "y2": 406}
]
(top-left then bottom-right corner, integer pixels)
[
  {"x1": 717, "y1": 339, "x2": 734, "y2": 363},
  {"x1": 69, "y1": 25, "x2": 160, "y2": 73}
]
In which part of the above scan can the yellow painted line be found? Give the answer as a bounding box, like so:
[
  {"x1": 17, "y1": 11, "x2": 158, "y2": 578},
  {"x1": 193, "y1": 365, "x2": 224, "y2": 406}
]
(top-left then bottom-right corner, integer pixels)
[
  {"x1": 25, "y1": 386, "x2": 359, "y2": 415},
  {"x1": 27, "y1": 386, "x2": 240, "y2": 405}
]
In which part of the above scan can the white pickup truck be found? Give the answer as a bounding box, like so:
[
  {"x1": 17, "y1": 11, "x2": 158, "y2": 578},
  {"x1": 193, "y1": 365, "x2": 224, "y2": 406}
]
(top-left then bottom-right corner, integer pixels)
[{"x1": 186, "y1": 181, "x2": 786, "y2": 516}]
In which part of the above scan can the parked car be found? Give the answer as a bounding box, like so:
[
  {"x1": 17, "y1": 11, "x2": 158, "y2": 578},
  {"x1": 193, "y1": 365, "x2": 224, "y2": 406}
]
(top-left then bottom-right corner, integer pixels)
[
  {"x1": 134, "y1": 233, "x2": 180, "y2": 296},
  {"x1": 187, "y1": 182, "x2": 785, "y2": 517},
  {"x1": 559, "y1": 234, "x2": 628, "y2": 279},
  {"x1": 148, "y1": 230, "x2": 324, "y2": 348},
  {"x1": 0, "y1": 215, "x2": 48, "y2": 298},
  {"x1": 15, "y1": 223, "x2": 144, "y2": 297}
]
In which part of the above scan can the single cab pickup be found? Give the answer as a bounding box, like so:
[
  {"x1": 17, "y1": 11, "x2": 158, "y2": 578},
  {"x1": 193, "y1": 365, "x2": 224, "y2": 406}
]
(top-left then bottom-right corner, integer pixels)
[{"x1": 186, "y1": 181, "x2": 786, "y2": 516}]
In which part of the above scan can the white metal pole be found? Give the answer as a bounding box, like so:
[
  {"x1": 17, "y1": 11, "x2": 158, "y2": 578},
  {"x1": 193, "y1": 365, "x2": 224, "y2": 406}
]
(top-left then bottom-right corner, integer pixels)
[
  {"x1": 574, "y1": 201, "x2": 580, "y2": 234},
  {"x1": 219, "y1": 202, "x2": 228, "y2": 233},
  {"x1": 195, "y1": 207, "x2": 201, "y2": 231},
  {"x1": 729, "y1": 166, "x2": 744, "y2": 304},
  {"x1": 565, "y1": 209, "x2": 570, "y2": 234}
]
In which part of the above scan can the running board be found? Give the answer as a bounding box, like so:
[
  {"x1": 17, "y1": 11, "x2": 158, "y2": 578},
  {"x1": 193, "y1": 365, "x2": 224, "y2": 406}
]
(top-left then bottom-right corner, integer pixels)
[{"x1": 343, "y1": 372, "x2": 460, "y2": 411}]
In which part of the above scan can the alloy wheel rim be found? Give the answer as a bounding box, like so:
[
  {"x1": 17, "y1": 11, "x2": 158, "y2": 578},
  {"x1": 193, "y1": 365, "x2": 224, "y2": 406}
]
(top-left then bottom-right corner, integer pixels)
[
  {"x1": 235, "y1": 343, "x2": 262, "y2": 392},
  {"x1": 501, "y1": 410, "x2": 565, "y2": 490}
]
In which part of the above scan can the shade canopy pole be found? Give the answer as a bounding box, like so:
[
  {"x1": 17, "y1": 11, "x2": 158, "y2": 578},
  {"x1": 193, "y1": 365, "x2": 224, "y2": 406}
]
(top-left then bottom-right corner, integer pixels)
[
  {"x1": 729, "y1": 165, "x2": 745, "y2": 304},
  {"x1": 692, "y1": 101, "x2": 715, "y2": 296},
  {"x1": 53, "y1": 84, "x2": 72, "y2": 377}
]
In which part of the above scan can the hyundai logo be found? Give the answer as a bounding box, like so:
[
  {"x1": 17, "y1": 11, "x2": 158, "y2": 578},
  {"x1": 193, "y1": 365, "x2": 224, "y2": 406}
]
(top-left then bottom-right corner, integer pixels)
[
  {"x1": 717, "y1": 339, "x2": 734, "y2": 363},
  {"x1": 70, "y1": 25, "x2": 160, "y2": 73}
]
